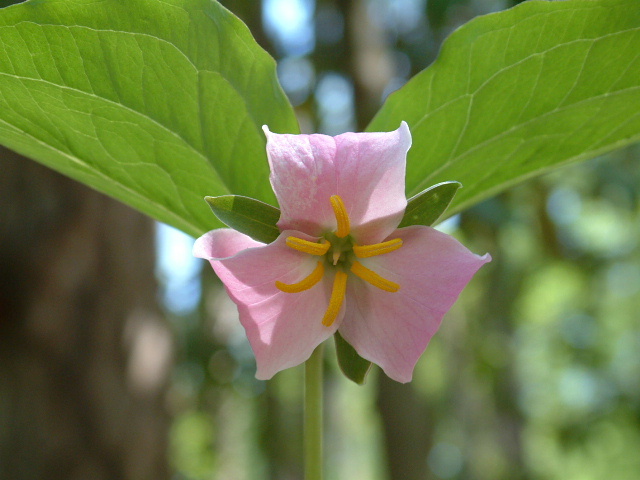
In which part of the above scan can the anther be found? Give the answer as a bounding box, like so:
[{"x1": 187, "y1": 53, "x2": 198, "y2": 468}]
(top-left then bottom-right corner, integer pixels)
[
  {"x1": 286, "y1": 237, "x2": 331, "y2": 256},
  {"x1": 276, "y1": 261, "x2": 325, "y2": 293},
  {"x1": 350, "y1": 261, "x2": 400, "y2": 292},
  {"x1": 353, "y1": 238, "x2": 403, "y2": 258},
  {"x1": 330, "y1": 195, "x2": 350, "y2": 238},
  {"x1": 322, "y1": 271, "x2": 348, "y2": 327}
]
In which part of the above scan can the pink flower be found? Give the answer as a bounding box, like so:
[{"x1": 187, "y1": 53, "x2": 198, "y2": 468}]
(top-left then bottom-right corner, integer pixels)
[{"x1": 194, "y1": 122, "x2": 490, "y2": 383}]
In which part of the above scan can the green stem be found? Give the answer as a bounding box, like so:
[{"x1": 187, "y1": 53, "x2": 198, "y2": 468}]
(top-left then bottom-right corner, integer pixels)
[{"x1": 304, "y1": 344, "x2": 324, "y2": 480}]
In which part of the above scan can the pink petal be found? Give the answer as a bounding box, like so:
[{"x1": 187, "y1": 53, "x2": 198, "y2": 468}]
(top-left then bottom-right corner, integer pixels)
[
  {"x1": 194, "y1": 229, "x2": 342, "y2": 379},
  {"x1": 264, "y1": 122, "x2": 411, "y2": 243},
  {"x1": 339, "y1": 226, "x2": 491, "y2": 383},
  {"x1": 193, "y1": 228, "x2": 264, "y2": 260}
]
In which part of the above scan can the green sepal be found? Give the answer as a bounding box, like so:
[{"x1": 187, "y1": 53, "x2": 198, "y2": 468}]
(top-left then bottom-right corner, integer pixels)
[
  {"x1": 398, "y1": 181, "x2": 462, "y2": 228},
  {"x1": 334, "y1": 331, "x2": 372, "y2": 385},
  {"x1": 205, "y1": 195, "x2": 281, "y2": 244}
]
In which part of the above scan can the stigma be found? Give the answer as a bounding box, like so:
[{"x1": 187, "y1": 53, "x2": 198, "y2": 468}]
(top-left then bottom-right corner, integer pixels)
[{"x1": 275, "y1": 194, "x2": 402, "y2": 327}]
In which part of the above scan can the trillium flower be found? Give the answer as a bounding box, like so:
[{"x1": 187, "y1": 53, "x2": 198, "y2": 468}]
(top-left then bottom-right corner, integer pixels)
[{"x1": 194, "y1": 122, "x2": 490, "y2": 383}]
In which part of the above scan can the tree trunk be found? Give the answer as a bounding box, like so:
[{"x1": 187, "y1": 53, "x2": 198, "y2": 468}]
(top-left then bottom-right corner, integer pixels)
[
  {"x1": 0, "y1": 148, "x2": 173, "y2": 480},
  {"x1": 376, "y1": 375, "x2": 435, "y2": 480}
]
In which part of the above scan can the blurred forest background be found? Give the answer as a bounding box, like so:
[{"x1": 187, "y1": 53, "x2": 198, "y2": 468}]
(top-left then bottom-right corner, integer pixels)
[{"x1": 1, "y1": 0, "x2": 639, "y2": 479}]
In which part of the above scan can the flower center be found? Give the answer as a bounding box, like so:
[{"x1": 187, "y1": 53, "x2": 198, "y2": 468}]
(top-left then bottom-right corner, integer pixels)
[{"x1": 275, "y1": 195, "x2": 402, "y2": 327}]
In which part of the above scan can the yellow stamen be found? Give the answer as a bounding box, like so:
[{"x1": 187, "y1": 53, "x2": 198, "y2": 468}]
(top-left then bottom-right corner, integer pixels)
[
  {"x1": 353, "y1": 238, "x2": 403, "y2": 258},
  {"x1": 350, "y1": 261, "x2": 400, "y2": 292},
  {"x1": 330, "y1": 195, "x2": 350, "y2": 238},
  {"x1": 322, "y1": 270, "x2": 348, "y2": 327},
  {"x1": 276, "y1": 261, "x2": 325, "y2": 293},
  {"x1": 286, "y1": 236, "x2": 331, "y2": 256}
]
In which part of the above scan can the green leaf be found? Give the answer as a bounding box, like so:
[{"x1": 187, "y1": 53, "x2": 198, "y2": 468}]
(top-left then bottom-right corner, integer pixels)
[
  {"x1": 0, "y1": 0, "x2": 298, "y2": 238},
  {"x1": 205, "y1": 195, "x2": 280, "y2": 244},
  {"x1": 334, "y1": 331, "x2": 372, "y2": 385},
  {"x1": 368, "y1": 0, "x2": 640, "y2": 216},
  {"x1": 399, "y1": 181, "x2": 461, "y2": 228},
  {"x1": 0, "y1": 1, "x2": 24, "y2": 9}
]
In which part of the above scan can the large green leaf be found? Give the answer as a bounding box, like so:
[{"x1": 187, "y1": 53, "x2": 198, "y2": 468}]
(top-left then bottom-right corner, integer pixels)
[
  {"x1": 0, "y1": 0, "x2": 298, "y2": 237},
  {"x1": 368, "y1": 0, "x2": 640, "y2": 215}
]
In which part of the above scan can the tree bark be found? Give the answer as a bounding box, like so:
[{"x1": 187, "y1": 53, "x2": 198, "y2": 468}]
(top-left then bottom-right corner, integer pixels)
[{"x1": 0, "y1": 148, "x2": 173, "y2": 480}]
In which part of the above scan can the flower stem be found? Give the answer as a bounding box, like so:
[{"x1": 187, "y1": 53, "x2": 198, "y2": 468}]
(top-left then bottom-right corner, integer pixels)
[{"x1": 304, "y1": 343, "x2": 324, "y2": 480}]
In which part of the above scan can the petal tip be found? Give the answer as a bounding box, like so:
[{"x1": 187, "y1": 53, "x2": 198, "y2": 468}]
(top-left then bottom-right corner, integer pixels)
[
  {"x1": 398, "y1": 121, "x2": 412, "y2": 149},
  {"x1": 192, "y1": 230, "x2": 214, "y2": 260},
  {"x1": 255, "y1": 369, "x2": 273, "y2": 381},
  {"x1": 262, "y1": 125, "x2": 271, "y2": 137},
  {"x1": 381, "y1": 365, "x2": 414, "y2": 384}
]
